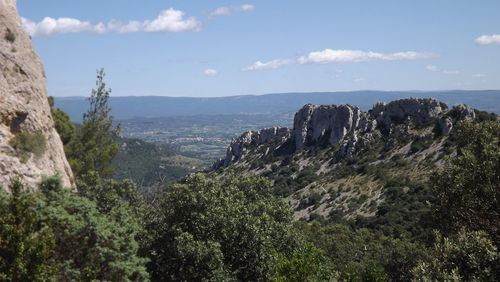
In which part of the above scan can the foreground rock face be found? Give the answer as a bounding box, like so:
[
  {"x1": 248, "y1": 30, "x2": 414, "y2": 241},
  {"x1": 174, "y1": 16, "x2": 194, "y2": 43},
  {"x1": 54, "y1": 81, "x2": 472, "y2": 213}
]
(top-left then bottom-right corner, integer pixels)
[
  {"x1": 0, "y1": 0, "x2": 74, "y2": 188},
  {"x1": 215, "y1": 97, "x2": 475, "y2": 168}
]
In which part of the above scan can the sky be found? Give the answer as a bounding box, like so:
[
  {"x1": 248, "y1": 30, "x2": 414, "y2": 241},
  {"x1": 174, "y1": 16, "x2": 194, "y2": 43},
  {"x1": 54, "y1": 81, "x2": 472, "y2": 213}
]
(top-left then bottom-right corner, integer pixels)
[{"x1": 18, "y1": 0, "x2": 500, "y2": 97}]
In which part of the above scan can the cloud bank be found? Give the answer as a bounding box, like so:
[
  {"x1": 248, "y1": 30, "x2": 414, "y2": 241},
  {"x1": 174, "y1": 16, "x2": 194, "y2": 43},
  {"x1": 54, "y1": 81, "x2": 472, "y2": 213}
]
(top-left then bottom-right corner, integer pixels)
[
  {"x1": 243, "y1": 49, "x2": 435, "y2": 71},
  {"x1": 210, "y1": 4, "x2": 255, "y2": 17},
  {"x1": 475, "y1": 34, "x2": 500, "y2": 45},
  {"x1": 22, "y1": 9, "x2": 201, "y2": 37},
  {"x1": 425, "y1": 65, "x2": 459, "y2": 75},
  {"x1": 298, "y1": 49, "x2": 434, "y2": 64}
]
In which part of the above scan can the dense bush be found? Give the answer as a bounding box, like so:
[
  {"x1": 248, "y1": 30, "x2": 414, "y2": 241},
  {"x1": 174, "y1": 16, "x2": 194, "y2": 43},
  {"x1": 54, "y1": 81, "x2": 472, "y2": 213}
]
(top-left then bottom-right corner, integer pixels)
[
  {"x1": 413, "y1": 230, "x2": 500, "y2": 281},
  {"x1": 0, "y1": 179, "x2": 56, "y2": 281},
  {"x1": 148, "y1": 173, "x2": 299, "y2": 281},
  {"x1": 432, "y1": 120, "x2": 500, "y2": 246},
  {"x1": 0, "y1": 177, "x2": 149, "y2": 281},
  {"x1": 296, "y1": 221, "x2": 429, "y2": 281}
]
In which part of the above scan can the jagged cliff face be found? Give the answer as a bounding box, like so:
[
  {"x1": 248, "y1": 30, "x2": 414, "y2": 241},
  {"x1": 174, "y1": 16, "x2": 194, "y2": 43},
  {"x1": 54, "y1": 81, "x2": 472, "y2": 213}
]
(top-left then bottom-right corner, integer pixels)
[
  {"x1": 0, "y1": 0, "x2": 74, "y2": 188},
  {"x1": 215, "y1": 98, "x2": 474, "y2": 168}
]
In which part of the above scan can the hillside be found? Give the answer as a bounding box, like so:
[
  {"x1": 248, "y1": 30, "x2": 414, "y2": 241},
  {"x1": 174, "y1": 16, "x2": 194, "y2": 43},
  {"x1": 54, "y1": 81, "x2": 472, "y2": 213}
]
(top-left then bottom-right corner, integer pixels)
[
  {"x1": 211, "y1": 98, "x2": 498, "y2": 239},
  {"x1": 55, "y1": 90, "x2": 500, "y2": 122},
  {"x1": 111, "y1": 137, "x2": 204, "y2": 190}
]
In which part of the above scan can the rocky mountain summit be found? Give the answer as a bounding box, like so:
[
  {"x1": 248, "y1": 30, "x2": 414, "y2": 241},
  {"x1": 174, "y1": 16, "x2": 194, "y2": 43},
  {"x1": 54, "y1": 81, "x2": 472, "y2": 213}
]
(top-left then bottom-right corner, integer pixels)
[
  {"x1": 216, "y1": 97, "x2": 474, "y2": 169},
  {"x1": 0, "y1": 0, "x2": 73, "y2": 188}
]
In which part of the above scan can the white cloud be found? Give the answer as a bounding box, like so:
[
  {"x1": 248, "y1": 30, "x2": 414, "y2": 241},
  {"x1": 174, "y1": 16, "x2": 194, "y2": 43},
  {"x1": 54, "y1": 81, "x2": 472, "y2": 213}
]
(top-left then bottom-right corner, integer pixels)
[
  {"x1": 204, "y1": 69, "x2": 218, "y2": 76},
  {"x1": 242, "y1": 59, "x2": 294, "y2": 71},
  {"x1": 243, "y1": 49, "x2": 435, "y2": 71},
  {"x1": 298, "y1": 49, "x2": 435, "y2": 64},
  {"x1": 425, "y1": 65, "x2": 459, "y2": 75},
  {"x1": 211, "y1": 7, "x2": 231, "y2": 16},
  {"x1": 21, "y1": 9, "x2": 201, "y2": 37},
  {"x1": 143, "y1": 9, "x2": 201, "y2": 33},
  {"x1": 235, "y1": 4, "x2": 256, "y2": 12},
  {"x1": 472, "y1": 73, "x2": 486, "y2": 78},
  {"x1": 475, "y1": 34, "x2": 500, "y2": 45},
  {"x1": 21, "y1": 17, "x2": 96, "y2": 37},
  {"x1": 210, "y1": 4, "x2": 255, "y2": 17}
]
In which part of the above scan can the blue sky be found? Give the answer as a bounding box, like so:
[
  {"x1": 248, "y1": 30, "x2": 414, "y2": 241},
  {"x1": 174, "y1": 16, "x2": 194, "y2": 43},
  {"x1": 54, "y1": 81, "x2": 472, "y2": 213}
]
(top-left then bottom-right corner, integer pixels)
[{"x1": 18, "y1": 0, "x2": 500, "y2": 97}]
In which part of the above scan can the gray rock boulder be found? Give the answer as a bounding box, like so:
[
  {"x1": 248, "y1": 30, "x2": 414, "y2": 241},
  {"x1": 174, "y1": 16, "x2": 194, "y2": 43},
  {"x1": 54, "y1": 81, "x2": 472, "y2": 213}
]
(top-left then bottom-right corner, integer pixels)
[
  {"x1": 370, "y1": 98, "x2": 447, "y2": 129},
  {"x1": 0, "y1": 0, "x2": 74, "y2": 188},
  {"x1": 438, "y1": 117, "x2": 453, "y2": 135},
  {"x1": 449, "y1": 104, "x2": 476, "y2": 121}
]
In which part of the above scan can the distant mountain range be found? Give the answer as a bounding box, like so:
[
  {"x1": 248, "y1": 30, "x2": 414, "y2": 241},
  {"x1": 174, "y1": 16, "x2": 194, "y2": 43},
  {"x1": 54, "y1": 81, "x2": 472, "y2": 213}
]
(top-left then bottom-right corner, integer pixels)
[{"x1": 54, "y1": 90, "x2": 500, "y2": 122}]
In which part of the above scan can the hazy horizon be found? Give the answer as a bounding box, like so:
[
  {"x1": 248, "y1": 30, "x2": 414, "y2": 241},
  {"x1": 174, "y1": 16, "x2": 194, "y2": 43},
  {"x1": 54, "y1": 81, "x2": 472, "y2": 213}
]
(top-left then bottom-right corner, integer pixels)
[{"x1": 51, "y1": 89, "x2": 500, "y2": 99}]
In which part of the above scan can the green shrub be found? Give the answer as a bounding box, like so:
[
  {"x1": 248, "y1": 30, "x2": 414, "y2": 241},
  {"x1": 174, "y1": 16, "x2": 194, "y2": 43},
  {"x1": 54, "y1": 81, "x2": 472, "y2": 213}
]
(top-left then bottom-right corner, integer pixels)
[
  {"x1": 9, "y1": 131, "x2": 47, "y2": 162},
  {"x1": 410, "y1": 136, "x2": 433, "y2": 154}
]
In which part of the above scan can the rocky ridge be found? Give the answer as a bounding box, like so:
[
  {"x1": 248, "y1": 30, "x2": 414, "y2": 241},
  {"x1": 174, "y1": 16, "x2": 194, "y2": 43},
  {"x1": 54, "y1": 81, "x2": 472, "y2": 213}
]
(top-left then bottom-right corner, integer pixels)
[
  {"x1": 215, "y1": 98, "x2": 474, "y2": 169},
  {"x1": 0, "y1": 0, "x2": 74, "y2": 188},
  {"x1": 213, "y1": 97, "x2": 482, "y2": 222},
  {"x1": 215, "y1": 127, "x2": 291, "y2": 168}
]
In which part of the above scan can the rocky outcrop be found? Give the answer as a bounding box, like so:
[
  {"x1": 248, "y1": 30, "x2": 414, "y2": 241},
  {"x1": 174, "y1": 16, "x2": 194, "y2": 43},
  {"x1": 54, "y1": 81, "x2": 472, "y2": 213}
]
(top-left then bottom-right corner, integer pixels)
[
  {"x1": 293, "y1": 104, "x2": 375, "y2": 150},
  {"x1": 214, "y1": 97, "x2": 481, "y2": 169},
  {"x1": 0, "y1": 0, "x2": 74, "y2": 188},
  {"x1": 370, "y1": 98, "x2": 447, "y2": 129},
  {"x1": 449, "y1": 104, "x2": 475, "y2": 121},
  {"x1": 438, "y1": 117, "x2": 453, "y2": 135},
  {"x1": 215, "y1": 127, "x2": 291, "y2": 168}
]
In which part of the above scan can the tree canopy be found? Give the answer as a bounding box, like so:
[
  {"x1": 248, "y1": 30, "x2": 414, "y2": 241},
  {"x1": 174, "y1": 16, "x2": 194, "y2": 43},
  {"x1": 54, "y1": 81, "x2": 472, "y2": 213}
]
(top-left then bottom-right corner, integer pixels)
[
  {"x1": 432, "y1": 120, "x2": 500, "y2": 246},
  {"x1": 148, "y1": 173, "x2": 299, "y2": 281}
]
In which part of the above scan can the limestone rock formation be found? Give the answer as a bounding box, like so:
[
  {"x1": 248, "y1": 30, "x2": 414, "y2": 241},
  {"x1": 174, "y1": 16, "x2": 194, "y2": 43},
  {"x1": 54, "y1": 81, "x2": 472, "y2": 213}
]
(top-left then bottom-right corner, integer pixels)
[
  {"x1": 0, "y1": 0, "x2": 74, "y2": 188},
  {"x1": 370, "y1": 98, "x2": 447, "y2": 129},
  {"x1": 214, "y1": 97, "x2": 479, "y2": 169},
  {"x1": 293, "y1": 104, "x2": 374, "y2": 150},
  {"x1": 450, "y1": 104, "x2": 476, "y2": 121},
  {"x1": 215, "y1": 127, "x2": 291, "y2": 168},
  {"x1": 438, "y1": 117, "x2": 453, "y2": 136}
]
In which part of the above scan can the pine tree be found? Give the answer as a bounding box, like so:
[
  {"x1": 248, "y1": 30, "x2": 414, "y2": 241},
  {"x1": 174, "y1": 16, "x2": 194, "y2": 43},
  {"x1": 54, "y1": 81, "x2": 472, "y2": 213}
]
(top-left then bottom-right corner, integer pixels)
[{"x1": 66, "y1": 69, "x2": 120, "y2": 179}]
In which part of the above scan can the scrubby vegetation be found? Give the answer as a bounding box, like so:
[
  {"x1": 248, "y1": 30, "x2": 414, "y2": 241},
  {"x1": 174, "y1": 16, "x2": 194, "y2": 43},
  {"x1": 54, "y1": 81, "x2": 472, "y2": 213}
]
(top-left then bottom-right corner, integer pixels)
[
  {"x1": 110, "y1": 137, "x2": 197, "y2": 189},
  {"x1": 9, "y1": 130, "x2": 47, "y2": 162}
]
